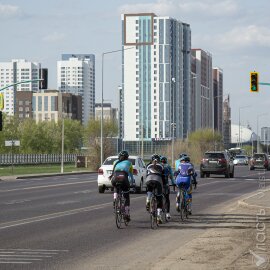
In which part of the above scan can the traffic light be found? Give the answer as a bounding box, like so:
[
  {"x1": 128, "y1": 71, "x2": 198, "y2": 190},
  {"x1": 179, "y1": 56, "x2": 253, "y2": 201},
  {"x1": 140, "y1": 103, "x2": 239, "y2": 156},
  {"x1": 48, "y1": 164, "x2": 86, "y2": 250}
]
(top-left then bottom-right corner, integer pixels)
[
  {"x1": 250, "y1": 72, "x2": 259, "y2": 92},
  {"x1": 0, "y1": 111, "x2": 2, "y2": 131}
]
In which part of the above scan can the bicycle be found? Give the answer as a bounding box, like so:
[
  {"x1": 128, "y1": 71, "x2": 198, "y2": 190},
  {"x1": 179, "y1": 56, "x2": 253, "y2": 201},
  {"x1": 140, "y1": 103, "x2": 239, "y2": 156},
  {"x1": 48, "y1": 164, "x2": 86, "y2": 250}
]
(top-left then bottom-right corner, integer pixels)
[
  {"x1": 114, "y1": 184, "x2": 130, "y2": 229},
  {"x1": 148, "y1": 186, "x2": 168, "y2": 229},
  {"x1": 176, "y1": 183, "x2": 189, "y2": 221}
]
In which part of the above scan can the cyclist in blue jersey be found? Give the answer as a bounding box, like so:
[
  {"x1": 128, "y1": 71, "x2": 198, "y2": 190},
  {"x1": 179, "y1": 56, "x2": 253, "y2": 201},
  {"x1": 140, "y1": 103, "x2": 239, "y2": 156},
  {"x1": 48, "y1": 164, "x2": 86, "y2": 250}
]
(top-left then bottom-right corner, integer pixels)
[
  {"x1": 184, "y1": 156, "x2": 198, "y2": 189},
  {"x1": 160, "y1": 156, "x2": 174, "y2": 220},
  {"x1": 175, "y1": 153, "x2": 188, "y2": 172},
  {"x1": 110, "y1": 150, "x2": 135, "y2": 222},
  {"x1": 175, "y1": 156, "x2": 194, "y2": 215}
]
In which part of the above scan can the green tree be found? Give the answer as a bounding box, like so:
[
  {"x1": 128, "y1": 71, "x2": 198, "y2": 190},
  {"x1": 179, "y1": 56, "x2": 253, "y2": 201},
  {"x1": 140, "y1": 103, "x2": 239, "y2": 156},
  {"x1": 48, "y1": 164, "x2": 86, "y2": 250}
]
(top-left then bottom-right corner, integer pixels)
[{"x1": 84, "y1": 119, "x2": 118, "y2": 170}]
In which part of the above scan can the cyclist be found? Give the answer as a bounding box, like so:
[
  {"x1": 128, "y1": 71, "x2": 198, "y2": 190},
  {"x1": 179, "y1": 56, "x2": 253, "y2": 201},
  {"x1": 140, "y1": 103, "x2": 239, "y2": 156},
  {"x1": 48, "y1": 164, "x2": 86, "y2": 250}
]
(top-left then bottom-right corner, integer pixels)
[
  {"x1": 184, "y1": 156, "x2": 198, "y2": 189},
  {"x1": 175, "y1": 156, "x2": 194, "y2": 215},
  {"x1": 175, "y1": 153, "x2": 188, "y2": 172},
  {"x1": 145, "y1": 154, "x2": 165, "y2": 224},
  {"x1": 160, "y1": 156, "x2": 174, "y2": 220},
  {"x1": 110, "y1": 150, "x2": 135, "y2": 222}
]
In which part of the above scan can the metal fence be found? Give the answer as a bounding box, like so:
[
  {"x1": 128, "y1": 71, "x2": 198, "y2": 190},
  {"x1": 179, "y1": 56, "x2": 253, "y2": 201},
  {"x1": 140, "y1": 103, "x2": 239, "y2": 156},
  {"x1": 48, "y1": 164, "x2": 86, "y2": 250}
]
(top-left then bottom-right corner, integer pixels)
[{"x1": 0, "y1": 154, "x2": 78, "y2": 165}]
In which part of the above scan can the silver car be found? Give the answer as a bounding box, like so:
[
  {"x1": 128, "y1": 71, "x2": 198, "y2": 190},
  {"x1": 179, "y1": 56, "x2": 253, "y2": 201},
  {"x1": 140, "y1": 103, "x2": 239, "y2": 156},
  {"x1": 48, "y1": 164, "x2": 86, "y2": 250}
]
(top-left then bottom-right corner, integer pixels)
[{"x1": 233, "y1": 155, "x2": 248, "y2": 166}]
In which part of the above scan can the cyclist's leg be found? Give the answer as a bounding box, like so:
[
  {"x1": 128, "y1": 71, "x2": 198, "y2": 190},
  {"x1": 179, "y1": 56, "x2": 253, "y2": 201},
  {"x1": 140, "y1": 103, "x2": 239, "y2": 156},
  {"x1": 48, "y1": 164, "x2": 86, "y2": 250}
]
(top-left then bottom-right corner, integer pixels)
[
  {"x1": 186, "y1": 180, "x2": 192, "y2": 214},
  {"x1": 164, "y1": 185, "x2": 171, "y2": 218},
  {"x1": 156, "y1": 181, "x2": 163, "y2": 222},
  {"x1": 146, "y1": 181, "x2": 154, "y2": 211}
]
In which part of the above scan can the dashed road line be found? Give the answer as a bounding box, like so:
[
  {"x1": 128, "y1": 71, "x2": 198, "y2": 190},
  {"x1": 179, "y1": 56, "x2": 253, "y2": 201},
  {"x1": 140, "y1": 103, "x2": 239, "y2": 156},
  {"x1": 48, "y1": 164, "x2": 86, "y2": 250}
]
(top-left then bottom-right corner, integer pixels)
[{"x1": 0, "y1": 249, "x2": 68, "y2": 265}]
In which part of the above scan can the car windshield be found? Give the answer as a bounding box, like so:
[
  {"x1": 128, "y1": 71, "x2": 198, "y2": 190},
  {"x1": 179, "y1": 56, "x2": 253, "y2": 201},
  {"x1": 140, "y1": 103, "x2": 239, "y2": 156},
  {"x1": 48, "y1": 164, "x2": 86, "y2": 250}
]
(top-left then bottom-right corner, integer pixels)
[
  {"x1": 204, "y1": 153, "x2": 225, "y2": 159},
  {"x1": 253, "y1": 154, "x2": 265, "y2": 159},
  {"x1": 235, "y1": 155, "x2": 246, "y2": 159},
  {"x1": 103, "y1": 157, "x2": 135, "y2": 165}
]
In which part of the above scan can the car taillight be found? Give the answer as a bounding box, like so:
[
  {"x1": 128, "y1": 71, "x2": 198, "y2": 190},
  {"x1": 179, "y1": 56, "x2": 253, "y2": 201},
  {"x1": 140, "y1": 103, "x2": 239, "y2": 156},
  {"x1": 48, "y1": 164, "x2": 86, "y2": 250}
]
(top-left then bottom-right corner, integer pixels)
[
  {"x1": 218, "y1": 158, "x2": 227, "y2": 164},
  {"x1": 98, "y1": 168, "x2": 103, "y2": 175},
  {"x1": 202, "y1": 158, "x2": 208, "y2": 163},
  {"x1": 264, "y1": 160, "x2": 268, "y2": 166},
  {"x1": 133, "y1": 169, "x2": 138, "y2": 175}
]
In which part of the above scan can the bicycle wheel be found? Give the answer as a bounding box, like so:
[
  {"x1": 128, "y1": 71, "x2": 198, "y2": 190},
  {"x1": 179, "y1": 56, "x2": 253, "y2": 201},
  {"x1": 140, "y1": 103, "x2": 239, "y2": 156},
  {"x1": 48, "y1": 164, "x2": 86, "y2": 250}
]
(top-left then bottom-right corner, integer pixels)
[
  {"x1": 115, "y1": 196, "x2": 122, "y2": 229},
  {"x1": 150, "y1": 196, "x2": 157, "y2": 229},
  {"x1": 162, "y1": 195, "x2": 168, "y2": 223},
  {"x1": 122, "y1": 196, "x2": 129, "y2": 226},
  {"x1": 179, "y1": 189, "x2": 185, "y2": 221}
]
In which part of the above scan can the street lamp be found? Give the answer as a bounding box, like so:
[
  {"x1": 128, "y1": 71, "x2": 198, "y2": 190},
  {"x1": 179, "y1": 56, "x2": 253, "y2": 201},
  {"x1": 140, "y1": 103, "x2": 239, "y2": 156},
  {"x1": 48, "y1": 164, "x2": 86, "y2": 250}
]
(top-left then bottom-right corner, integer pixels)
[
  {"x1": 100, "y1": 47, "x2": 134, "y2": 166},
  {"x1": 171, "y1": 75, "x2": 196, "y2": 165},
  {"x1": 238, "y1": 105, "x2": 251, "y2": 148},
  {"x1": 257, "y1": 113, "x2": 267, "y2": 153}
]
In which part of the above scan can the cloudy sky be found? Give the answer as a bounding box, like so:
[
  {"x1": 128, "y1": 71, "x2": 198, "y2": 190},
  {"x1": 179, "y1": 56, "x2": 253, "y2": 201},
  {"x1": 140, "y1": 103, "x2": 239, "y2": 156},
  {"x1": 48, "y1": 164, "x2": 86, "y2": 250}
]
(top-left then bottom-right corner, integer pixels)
[{"x1": 1, "y1": 0, "x2": 270, "y2": 133}]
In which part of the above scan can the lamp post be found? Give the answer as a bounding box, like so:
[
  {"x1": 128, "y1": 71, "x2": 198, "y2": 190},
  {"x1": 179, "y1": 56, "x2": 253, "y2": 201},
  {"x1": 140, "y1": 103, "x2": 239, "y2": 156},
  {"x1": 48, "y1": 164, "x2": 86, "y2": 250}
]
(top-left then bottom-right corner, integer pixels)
[
  {"x1": 256, "y1": 113, "x2": 267, "y2": 153},
  {"x1": 238, "y1": 105, "x2": 251, "y2": 148},
  {"x1": 100, "y1": 47, "x2": 134, "y2": 166}
]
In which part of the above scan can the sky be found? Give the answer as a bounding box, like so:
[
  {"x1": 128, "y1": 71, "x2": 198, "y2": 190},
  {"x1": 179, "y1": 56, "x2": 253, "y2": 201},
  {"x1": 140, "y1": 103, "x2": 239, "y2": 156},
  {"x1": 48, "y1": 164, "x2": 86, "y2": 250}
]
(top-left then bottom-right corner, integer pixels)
[{"x1": 0, "y1": 0, "x2": 270, "y2": 134}]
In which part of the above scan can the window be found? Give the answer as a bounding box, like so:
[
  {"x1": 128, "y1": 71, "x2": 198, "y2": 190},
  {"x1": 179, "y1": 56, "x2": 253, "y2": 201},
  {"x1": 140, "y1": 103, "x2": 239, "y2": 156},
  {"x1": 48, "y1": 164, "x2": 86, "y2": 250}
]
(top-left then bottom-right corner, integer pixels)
[
  {"x1": 44, "y1": 96, "x2": 48, "y2": 111},
  {"x1": 38, "y1": 96, "x2": 42, "y2": 111}
]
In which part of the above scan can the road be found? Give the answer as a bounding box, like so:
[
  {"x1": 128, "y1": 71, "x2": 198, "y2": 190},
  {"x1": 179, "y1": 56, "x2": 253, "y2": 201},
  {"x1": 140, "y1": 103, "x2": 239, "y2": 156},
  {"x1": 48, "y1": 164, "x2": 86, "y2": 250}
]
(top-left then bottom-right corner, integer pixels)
[{"x1": 0, "y1": 166, "x2": 269, "y2": 269}]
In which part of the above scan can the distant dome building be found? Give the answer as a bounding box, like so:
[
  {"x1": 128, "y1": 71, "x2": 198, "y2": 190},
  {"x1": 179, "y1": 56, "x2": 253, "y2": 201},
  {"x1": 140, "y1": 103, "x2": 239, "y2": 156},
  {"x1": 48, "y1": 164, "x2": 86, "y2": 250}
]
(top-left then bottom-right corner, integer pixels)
[{"x1": 231, "y1": 124, "x2": 257, "y2": 144}]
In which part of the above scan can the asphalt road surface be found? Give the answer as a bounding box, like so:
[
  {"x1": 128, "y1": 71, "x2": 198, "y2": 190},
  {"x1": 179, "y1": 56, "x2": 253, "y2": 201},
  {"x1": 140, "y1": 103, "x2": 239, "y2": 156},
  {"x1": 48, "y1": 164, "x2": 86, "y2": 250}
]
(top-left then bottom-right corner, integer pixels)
[{"x1": 0, "y1": 166, "x2": 269, "y2": 270}]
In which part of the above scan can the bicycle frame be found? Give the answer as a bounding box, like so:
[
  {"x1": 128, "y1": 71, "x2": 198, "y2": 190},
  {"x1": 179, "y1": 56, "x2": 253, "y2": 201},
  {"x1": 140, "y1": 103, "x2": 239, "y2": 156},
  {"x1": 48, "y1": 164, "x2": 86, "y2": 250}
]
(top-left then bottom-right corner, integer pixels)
[
  {"x1": 114, "y1": 185, "x2": 129, "y2": 229},
  {"x1": 177, "y1": 185, "x2": 189, "y2": 221}
]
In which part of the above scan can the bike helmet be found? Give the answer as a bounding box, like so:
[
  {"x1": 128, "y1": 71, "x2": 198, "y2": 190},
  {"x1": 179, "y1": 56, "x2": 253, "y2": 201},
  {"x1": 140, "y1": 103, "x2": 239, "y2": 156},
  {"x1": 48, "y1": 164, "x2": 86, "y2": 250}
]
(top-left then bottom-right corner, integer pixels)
[
  {"x1": 151, "y1": 154, "x2": 160, "y2": 162},
  {"x1": 179, "y1": 153, "x2": 188, "y2": 159},
  {"x1": 179, "y1": 156, "x2": 186, "y2": 162},
  {"x1": 184, "y1": 156, "x2": 190, "y2": 162},
  {"x1": 118, "y1": 150, "x2": 129, "y2": 160},
  {"x1": 160, "y1": 156, "x2": 168, "y2": 163}
]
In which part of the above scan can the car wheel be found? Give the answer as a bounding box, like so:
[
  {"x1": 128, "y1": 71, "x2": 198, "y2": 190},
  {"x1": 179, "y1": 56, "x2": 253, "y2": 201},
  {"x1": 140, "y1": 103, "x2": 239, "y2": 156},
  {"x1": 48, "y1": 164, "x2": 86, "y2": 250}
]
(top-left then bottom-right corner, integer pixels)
[
  {"x1": 206, "y1": 173, "x2": 210, "y2": 178},
  {"x1": 225, "y1": 170, "x2": 230, "y2": 178},
  {"x1": 98, "y1": 185, "x2": 105, "y2": 193},
  {"x1": 249, "y1": 166, "x2": 254, "y2": 170},
  {"x1": 136, "y1": 180, "x2": 142, "y2": 194},
  {"x1": 200, "y1": 172, "x2": 205, "y2": 178}
]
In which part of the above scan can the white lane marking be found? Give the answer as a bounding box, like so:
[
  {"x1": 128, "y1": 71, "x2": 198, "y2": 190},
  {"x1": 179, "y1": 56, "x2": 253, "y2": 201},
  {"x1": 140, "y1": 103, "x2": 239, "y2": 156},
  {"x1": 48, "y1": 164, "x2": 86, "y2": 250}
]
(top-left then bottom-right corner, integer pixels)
[
  {"x1": 0, "y1": 196, "x2": 145, "y2": 230},
  {"x1": 0, "y1": 249, "x2": 68, "y2": 265},
  {"x1": 0, "y1": 262, "x2": 32, "y2": 264},
  {"x1": 73, "y1": 190, "x2": 94, "y2": 194},
  {"x1": 0, "y1": 249, "x2": 68, "y2": 252},
  {"x1": 4, "y1": 199, "x2": 31, "y2": 205},
  {"x1": 0, "y1": 180, "x2": 97, "y2": 193},
  {"x1": 56, "y1": 200, "x2": 80, "y2": 205},
  {"x1": 0, "y1": 254, "x2": 52, "y2": 257}
]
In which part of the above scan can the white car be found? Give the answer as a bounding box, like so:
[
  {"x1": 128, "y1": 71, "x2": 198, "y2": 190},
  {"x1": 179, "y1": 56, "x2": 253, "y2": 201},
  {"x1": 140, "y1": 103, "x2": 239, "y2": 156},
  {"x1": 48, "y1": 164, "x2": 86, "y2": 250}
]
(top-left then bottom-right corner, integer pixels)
[
  {"x1": 233, "y1": 155, "x2": 248, "y2": 165},
  {"x1": 98, "y1": 155, "x2": 147, "y2": 194}
]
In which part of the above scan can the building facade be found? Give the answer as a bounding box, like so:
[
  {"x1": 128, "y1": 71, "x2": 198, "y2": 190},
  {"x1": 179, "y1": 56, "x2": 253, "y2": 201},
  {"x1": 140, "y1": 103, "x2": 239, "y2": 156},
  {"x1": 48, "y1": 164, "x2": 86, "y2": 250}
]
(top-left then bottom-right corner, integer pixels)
[
  {"x1": 15, "y1": 90, "x2": 82, "y2": 123},
  {"x1": 261, "y1": 127, "x2": 270, "y2": 146},
  {"x1": 191, "y1": 49, "x2": 213, "y2": 130},
  {"x1": 57, "y1": 54, "x2": 95, "y2": 124},
  {"x1": 223, "y1": 94, "x2": 231, "y2": 149},
  {"x1": 122, "y1": 13, "x2": 191, "y2": 147},
  {"x1": 95, "y1": 103, "x2": 117, "y2": 122},
  {"x1": 0, "y1": 59, "x2": 41, "y2": 116},
  {"x1": 213, "y1": 67, "x2": 223, "y2": 134}
]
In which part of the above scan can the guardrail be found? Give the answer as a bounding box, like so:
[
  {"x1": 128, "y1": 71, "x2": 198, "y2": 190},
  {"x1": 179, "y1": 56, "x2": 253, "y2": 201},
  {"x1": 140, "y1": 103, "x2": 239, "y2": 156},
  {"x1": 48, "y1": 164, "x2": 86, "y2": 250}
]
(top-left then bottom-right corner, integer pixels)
[{"x1": 0, "y1": 154, "x2": 78, "y2": 165}]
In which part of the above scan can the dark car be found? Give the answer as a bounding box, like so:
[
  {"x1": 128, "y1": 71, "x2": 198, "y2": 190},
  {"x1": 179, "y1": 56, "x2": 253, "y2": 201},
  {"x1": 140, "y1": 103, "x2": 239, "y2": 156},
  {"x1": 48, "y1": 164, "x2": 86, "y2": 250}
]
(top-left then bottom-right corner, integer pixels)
[
  {"x1": 200, "y1": 151, "x2": 234, "y2": 178},
  {"x1": 249, "y1": 153, "x2": 270, "y2": 170}
]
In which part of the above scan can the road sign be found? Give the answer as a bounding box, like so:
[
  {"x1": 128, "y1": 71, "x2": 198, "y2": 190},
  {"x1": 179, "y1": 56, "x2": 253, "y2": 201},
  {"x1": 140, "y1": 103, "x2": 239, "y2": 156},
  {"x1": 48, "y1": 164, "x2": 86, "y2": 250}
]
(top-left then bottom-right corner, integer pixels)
[{"x1": 5, "y1": 140, "x2": 20, "y2": 146}]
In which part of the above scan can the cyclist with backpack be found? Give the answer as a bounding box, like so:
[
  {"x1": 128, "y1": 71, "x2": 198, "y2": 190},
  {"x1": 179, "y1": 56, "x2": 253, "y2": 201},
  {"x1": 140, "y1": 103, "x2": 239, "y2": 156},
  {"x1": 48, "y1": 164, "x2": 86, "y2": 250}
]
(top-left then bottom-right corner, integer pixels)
[
  {"x1": 110, "y1": 150, "x2": 135, "y2": 222},
  {"x1": 160, "y1": 156, "x2": 174, "y2": 220},
  {"x1": 145, "y1": 154, "x2": 165, "y2": 224}
]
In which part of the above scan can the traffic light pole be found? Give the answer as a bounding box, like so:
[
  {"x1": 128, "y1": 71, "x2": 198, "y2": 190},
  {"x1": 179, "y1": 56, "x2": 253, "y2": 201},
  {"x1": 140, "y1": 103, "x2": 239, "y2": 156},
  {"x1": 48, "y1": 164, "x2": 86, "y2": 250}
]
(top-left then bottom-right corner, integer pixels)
[{"x1": 259, "y1": 82, "x2": 270, "y2": 86}]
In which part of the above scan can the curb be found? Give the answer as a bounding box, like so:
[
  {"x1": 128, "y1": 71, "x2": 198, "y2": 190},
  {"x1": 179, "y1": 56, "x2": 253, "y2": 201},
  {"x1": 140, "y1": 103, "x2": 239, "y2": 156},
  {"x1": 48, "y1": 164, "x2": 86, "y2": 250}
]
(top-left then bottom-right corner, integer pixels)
[
  {"x1": 0, "y1": 171, "x2": 96, "y2": 181},
  {"x1": 238, "y1": 188, "x2": 270, "y2": 210}
]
